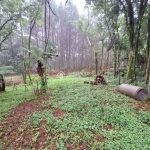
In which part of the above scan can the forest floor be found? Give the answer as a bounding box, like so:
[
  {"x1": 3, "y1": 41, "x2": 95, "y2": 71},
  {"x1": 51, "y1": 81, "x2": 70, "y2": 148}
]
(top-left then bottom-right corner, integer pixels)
[{"x1": 0, "y1": 76, "x2": 150, "y2": 150}]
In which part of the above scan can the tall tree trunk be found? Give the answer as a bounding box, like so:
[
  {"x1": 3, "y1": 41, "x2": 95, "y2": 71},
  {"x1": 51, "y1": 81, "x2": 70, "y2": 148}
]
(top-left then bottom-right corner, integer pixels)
[
  {"x1": 134, "y1": 0, "x2": 148, "y2": 80},
  {"x1": 74, "y1": 34, "x2": 77, "y2": 70},
  {"x1": 113, "y1": 49, "x2": 117, "y2": 77},
  {"x1": 28, "y1": 17, "x2": 36, "y2": 82},
  {"x1": 119, "y1": 0, "x2": 148, "y2": 81},
  {"x1": 95, "y1": 51, "x2": 98, "y2": 75},
  {"x1": 20, "y1": 23, "x2": 27, "y2": 84},
  {"x1": 126, "y1": 52, "x2": 134, "y2": 81},
  {"x1": 100, "y1": 41, "x2": 104, "y2": 71},
  {"x1": 145, "y1": 54, "x2": 150, "y2": 85},
  {"x1": 81, "y1": 37, "x2": 84, "y2": 70},
  {"x1": 9, "y1": 36, "x2": 15, "y2": 70},
  {"x1": 35, "y1": 25, "x2": 39, "y2": 48},
  {"x1": 126, "y1": 0, "x2": 135, "y2": 81},
  {"x1": 146, "y1": 14, "x2": 150, "y2": 64},
  {"x1": 106, "y1": 51, "x2": 109, "y2": 73},
  {"x1": 145, "y1": 16, "x2": 150, "y2": 84},
  {"x1": 68, "y1": 26, "x2": 71, "y2": 70},
  {"x1": 44, "y1": 0, "x2": 47, "y2": 52}
]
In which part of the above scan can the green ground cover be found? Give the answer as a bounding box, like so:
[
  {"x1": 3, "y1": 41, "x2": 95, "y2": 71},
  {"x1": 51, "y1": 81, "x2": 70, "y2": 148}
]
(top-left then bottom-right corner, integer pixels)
[
  {"x1": 0, "y1": 76, "x2": 150, "y2": 149},
  {"x1": 0, "y1": 85, "x2": 35, "y2": 121},
  {"x1": 27, "y1": 77, "x2": 150, "y2": 149}
]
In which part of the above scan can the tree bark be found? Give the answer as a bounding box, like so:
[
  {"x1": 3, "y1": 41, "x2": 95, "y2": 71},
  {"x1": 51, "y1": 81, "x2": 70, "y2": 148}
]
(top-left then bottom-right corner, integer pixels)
[
  {"x1": 145, "y1": 15, "x2": 150, "y2": 84},
  {"x1": 126, "y1": 52, "x2": 134, "y2": 81},
  {"x1": 27, "y1": 17, "x2": 36, "y2": 82},
  {"x1": 95, "y1": 51, "x2": 98, "y2": 75}
]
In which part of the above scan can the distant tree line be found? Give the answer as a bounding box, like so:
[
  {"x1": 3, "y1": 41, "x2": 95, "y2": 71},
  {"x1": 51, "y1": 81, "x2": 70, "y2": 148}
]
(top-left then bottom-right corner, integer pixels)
[
  {"x1": 0, "y1": 0, "x2": 94, "y2": 79},
  {"x1": 1, "y1": 0, "x2": 150, "y2": 85}
]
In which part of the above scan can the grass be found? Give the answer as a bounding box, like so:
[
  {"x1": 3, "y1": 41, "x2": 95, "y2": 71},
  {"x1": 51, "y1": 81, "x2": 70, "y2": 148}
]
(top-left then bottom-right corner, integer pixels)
[
  {"x1": 0, "y1": 76, "x2": 150, "y2": 149},
  {"x1": 4, "y1": 74, "x2": 22, "y2": 80},
  {"x1": 0, "y1": 85, "x2": 36, "y2": 121},
  {"x1": 26, "y1": 77, "x2": 150, "y2": 149}
]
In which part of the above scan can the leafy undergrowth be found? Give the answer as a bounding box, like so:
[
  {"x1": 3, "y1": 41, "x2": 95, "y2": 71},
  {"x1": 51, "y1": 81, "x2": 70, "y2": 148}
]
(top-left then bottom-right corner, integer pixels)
[
  {"x1": 0, "y1": 85, "x2": 36, "y2": 121},
  {"x1": 0, "y1": 77, "x2": 150, "y2": 150}
]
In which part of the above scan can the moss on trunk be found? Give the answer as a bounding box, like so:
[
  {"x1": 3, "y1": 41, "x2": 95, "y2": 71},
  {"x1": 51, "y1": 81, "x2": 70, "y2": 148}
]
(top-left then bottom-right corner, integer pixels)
[
  {"x1": 126, "y1": 52, "x2": 134, "y2": 81},
  {"x1": 145, "y1": 56, "x2": 150, "y2": 85}
]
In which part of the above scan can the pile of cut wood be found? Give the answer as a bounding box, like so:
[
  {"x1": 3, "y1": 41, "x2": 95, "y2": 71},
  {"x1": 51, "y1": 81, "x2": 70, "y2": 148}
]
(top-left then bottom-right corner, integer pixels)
[{"x1": 84, "y1": 75, "x2": 107, "y2": 85}]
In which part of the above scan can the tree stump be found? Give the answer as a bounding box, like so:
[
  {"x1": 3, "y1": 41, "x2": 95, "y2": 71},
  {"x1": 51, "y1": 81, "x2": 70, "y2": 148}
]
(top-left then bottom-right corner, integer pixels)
[{"x1": 0, "y1": 74, "x2": 5, "y2": 92}]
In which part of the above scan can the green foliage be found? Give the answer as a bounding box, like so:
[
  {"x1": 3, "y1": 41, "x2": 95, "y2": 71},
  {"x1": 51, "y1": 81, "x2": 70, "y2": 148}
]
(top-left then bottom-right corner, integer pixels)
[
  {"x1": 0, "y1": 77, "x2": 150, "y2": 149},
  {"x1": 0, "y1": 0, "x2": 43, "y2": 52},
  {"x1": 32, "y1": 132, "x2": 40, "y2": 142},
  {"x1": 139, "y1": 110, "x2": 150, "y2": 126},
  {"x1": 26, "y1": 75, "x2": 40, "y2": 85},
  {"x1": 0, "y1": 85, "x2": 35, "y2": 121},
  {"x1": 16, "y1": 62, "x2": 25, "y2": 73},
  {"x1": 45, "y1": 41, "x2": 58, "y2": 58},
  {"x1": 40, "y1": 77, "x2": 47, "y2": 91},
  {"x1": 36, "y1": 19, "x2": 43, "y2": 26},
  {"x1": 0, "y1": 0, "x2": 23, "y2": 50},
  {"x1": 24, "y1": 77, "x2": 150, "y2": 149},
  {"x1": 132, "y1": 81, "x2": 147, "y2": 89},
  {"x1": 77, "y1": 17, "x2": 88, "y2": 31},
  {"x1": 0, "y1": 66, "x2": 14, "y2": 75},
  {"x1": 31, "y1": 46, "x2": 43, "y2": 60},
  {"x1": 135, "y1": 68, "x2": 145, "y2": 77},
  {"x1": 23, "y1": 47, "x2": 43, "y2": 61}
]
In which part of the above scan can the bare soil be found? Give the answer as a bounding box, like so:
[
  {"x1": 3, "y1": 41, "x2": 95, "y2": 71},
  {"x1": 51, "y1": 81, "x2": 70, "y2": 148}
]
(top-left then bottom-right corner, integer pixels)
[
  {"x1": 0, "y1": 93, "x2": 66, "y2": 150},
  {"x1": 1, "y1": 92, "x2": 150, "y2": 149},
  {"x1": 0, "y1": 76, "x2": 150, "y2": 149}
]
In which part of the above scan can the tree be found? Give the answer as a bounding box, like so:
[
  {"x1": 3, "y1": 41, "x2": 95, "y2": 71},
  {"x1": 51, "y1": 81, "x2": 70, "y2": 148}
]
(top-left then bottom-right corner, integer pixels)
[
  {"x1": 86, "y1": 0, "x2": 149, "y2": 81},
  {"x1": 0, "y1": 0, "x2": 33, "y2": 51},
  {"x1": 84, "y1": 0, "x2": 121, "y2": 76},
  {"x1": 0, "y1": 0, "x2": 91, "y2": 77},
  {"x1": 119, "y1": 0, "x2": 148, "y2": 81},
  {"x1": 145, "y1": 13, "x2": 150, "y2": 84}
]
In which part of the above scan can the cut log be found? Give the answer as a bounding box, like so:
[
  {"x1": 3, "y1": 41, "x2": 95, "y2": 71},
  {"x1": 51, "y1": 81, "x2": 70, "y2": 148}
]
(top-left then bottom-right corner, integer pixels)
[
  {"x1": 84, "y1": 75, "x2": 107, "y2": 85},
  {"x1": 93, "y1": 75, "x2": 107, "y2": 85}
]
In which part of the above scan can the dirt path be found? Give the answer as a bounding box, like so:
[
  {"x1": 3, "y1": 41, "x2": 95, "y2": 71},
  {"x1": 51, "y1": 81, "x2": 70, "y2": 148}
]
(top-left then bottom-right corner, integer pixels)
[
  {"x1": 0, "y1": 89, "x2": 150, "y2": 150},
  {"x1": 0, "y1": 93, "x2": 65, "y2": 150}
]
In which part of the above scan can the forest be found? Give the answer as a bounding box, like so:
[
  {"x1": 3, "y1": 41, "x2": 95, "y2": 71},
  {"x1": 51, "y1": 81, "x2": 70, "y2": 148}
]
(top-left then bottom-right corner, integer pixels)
[
  {"x1": 0, "y1": 0, "x2": 150, "y2": 149},
  {"x1": 0, "y1": 0, "x2": 150, "y2": 83}
]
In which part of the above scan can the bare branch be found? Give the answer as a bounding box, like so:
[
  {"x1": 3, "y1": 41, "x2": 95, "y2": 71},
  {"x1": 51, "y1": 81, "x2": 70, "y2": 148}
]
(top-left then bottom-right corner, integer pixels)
[
  {"x1": 43, "y1": 52, "x2": 58, "y2": 57},
  {"x1": 65, "y1": 0, "x2": 69, "y2": 6},
  {"x1": 46, "y1": 0, "x2": 56, "y2": 16},
  {"x1": 0, "y1": 14, "x2": 20, "y2": 31},
  {"x1": 0, "y1": 29, "x2": 14, "y2": 47},
  {"x1": 85, "y1": 7, "x2": 90, "y2": 32},
  {"x1": 0, "y1": 4, "x2": 35, "y2": 31}
]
